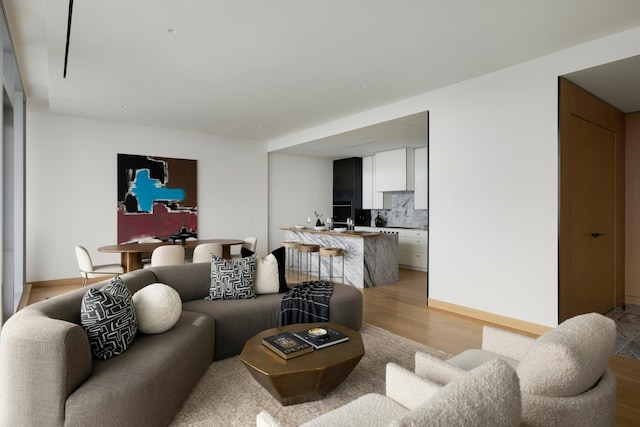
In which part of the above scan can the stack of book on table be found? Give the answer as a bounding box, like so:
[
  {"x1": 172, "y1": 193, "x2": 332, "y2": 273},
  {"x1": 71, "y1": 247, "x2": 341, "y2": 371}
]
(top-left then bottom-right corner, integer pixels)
[
  {"x1": 262, "y1": 332, "x2": 313, "y2": 359},
  {"x1": 262, "y1": 326, "x2": 350, "y2": 359},
  {"x1": 294, "y1": 326, "x2": 349, "y2": 349}
]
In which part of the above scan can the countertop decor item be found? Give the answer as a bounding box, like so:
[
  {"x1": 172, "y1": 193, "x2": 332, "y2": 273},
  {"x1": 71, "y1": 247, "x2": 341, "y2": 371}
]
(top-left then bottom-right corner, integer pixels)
[{"x1": 375, "y1": 213, "x2": 386, "y2": 227}]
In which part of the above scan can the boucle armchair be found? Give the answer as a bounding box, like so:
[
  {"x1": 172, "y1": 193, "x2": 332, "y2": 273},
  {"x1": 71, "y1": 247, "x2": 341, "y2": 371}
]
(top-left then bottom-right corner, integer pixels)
[
  {"x1": 257, "y1": 358, "x2": 521, "y2": 427},
  {"x1": 415, "y1": 312, "x2": 617, "y2": 427}
]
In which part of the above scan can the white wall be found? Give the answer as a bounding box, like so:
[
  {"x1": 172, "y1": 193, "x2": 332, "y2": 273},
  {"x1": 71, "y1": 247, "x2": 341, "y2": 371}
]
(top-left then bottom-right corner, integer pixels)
[
  {"x1": 267, "y1": 153, "x2": 333, "y2": 251},
  {"x1": 26, "y1": 106, "x2": 268, "y2": 282},
  {"x1": 268, "y1": 26, "x2": 640, "y2": 327}
]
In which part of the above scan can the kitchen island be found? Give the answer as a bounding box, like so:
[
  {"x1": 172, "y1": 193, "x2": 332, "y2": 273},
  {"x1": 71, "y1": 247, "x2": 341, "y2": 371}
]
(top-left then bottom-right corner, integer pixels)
[{"x1": 281, "y1": 228, "x2": 398, "y2": 288}]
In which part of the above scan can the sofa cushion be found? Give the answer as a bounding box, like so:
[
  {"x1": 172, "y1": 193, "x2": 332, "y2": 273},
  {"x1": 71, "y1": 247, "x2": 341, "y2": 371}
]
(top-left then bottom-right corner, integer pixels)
[
  {"x1": 183, "y1": 293, "x2": 283, "y2": 359},
  {"x1": 144, "y1": 263, "x2": 211, "y2": 301},
  {"x1": 81, "y1": 276, "x2": 137, "y2": 360},
  {"x1": 242, "y1": 246, "x2": 288, "y2": 293},
  {"x1": 207, "y1": 254, "x2": 256, "y2": 300},
  {"x1": 133, "y1": 283, "x2": 182, "y2": 334},
  {"x1": 65, "y1": 311, "x2": 215, "y2": 427},
  {"x1": 516, "y1": 312, "x2": 616, "y2": 397}
]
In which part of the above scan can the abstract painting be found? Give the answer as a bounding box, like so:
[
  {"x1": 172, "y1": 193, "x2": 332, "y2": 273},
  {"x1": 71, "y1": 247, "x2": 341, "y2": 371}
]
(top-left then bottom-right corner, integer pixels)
[{"x1": 117, "y1": 154, "x2": 197, "y2": 244}]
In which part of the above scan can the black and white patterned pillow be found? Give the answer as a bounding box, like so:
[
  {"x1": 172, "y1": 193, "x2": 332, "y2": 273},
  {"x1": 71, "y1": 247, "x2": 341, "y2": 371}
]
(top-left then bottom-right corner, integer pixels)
[
  {"x1": 81, "y1": 276, "x2": 138, "y2": 360},
  {"x1": 206, "y1": 254, "x2": 256, "y2": 300}
]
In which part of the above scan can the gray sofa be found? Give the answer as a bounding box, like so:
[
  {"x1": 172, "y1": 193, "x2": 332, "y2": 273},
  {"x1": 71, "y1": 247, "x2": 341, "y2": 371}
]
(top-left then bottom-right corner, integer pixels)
[{"x1": 0, "y1": 263, "x2": 363, "y2": 427}]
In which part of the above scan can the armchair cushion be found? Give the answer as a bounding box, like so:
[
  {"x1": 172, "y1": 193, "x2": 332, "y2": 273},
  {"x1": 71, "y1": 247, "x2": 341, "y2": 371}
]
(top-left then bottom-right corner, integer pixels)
[
  {"x1": 446, "y1": 349, "x2": 518, "y2": 372},
  {"x1": 385, "y1": 362, "x2": 441, "y2": 409},
  {"x1": 302, "y1": 393, "x2": 407, "y2": 427},
  {"x1": 516, "y1": 313, "x2": 616, "y2": 397},
  {"x1": 415, "y1": 351, "x2": 466, "y2": 384},
  {"x1": 481, "y1": 325, "x2": 536, "y2": 360},
  {"x1": 392, "y1": 358, "x2": 521, "y2": 427}
]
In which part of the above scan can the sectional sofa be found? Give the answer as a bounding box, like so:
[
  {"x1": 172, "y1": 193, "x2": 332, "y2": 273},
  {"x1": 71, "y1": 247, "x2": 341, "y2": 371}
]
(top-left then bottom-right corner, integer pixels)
[{"x1": 0, "y1": 262, "x2": 363, "y2": 427}]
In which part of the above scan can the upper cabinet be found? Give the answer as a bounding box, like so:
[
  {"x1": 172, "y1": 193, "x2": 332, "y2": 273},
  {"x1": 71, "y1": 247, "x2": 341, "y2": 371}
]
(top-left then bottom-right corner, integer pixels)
[
  {"x1": 374, "y1": 148, "x2": 415, "y2": 192},
  {"x1": 414, "y1": 147, "x2": 428, "y2": 209},
  {"x1": 333, "y1": 157, "x2": 362, "y2": 204},
  {"x1": 362, "y1": 156, "x2": 387, "y2": 209}
]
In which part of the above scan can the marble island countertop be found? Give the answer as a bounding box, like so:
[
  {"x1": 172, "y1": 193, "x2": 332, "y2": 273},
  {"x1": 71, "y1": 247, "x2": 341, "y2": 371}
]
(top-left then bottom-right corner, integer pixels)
[
  {"x1": 356, "y1": 225, "x2": 428, "y2": 231},
  {"x1": 280, "y1": 227, "x2": 384, "y2": 238},
  {"x1": 281, "y1": 227, "x2": 398, "y2": 288}
]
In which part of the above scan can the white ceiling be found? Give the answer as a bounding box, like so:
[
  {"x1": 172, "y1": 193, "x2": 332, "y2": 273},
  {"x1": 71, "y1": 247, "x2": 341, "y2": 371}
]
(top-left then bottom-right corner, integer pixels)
[{"x1": 3, "y1": 0, "x2": 640, "y2": 159}]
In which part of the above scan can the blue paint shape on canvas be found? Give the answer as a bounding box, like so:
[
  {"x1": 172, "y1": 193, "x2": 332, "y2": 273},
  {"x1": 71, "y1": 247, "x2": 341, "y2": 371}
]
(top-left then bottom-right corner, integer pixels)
[{"x1": 131, "y1": 169, "x2": 185, "y2": 212}]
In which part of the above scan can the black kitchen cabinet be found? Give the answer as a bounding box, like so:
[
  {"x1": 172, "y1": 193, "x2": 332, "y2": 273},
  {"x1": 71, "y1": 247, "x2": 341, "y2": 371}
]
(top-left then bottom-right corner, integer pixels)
[{"x1": 333, "y1": 157, "x2": 369, "y2": 225}]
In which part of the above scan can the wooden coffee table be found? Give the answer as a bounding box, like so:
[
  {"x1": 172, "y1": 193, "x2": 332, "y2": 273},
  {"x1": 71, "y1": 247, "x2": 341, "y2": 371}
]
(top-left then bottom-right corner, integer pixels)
[{"x1": 240, "y1": 322, "x2": 365, "y2": 406}]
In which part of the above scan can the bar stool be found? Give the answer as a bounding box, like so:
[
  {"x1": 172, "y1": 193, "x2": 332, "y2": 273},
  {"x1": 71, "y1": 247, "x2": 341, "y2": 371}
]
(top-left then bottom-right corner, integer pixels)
[
  {"x1": 282, "y1": 241, "x2": 301, "y2": 278},
  {"x1": 319, "y1": 247, "x2": 345, "y2": 283},
  {"x1": 298, "y1": 243, "x2": 320, "y2": 281}
]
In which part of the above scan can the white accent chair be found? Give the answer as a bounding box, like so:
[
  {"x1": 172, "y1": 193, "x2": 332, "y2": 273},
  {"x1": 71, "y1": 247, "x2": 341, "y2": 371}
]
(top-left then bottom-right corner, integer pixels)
[
  {"x1": 231, "y1": 236, "x2": 258, "y2": 258},
  {"x1": 414, "y1": 312, "x2": 617, "y2": 427},
  {"x1": 257, "y1": 358, "x2": 521, "y2": 427},
  {"x1": 150, "y1": 245, "x2": 185, "y2": 267},
  {"x1": 138, "y1": 237, "x2": 162, "y2": 267},
  {"x1": 243, "y1": 236, "x2": 257, "y2": 252},
  {"x1": 192, "y1": 243, "x2": 223, "y2": 263},
  {"x1": 75, "y1": 245, "x2": 124, "y2": 287}
]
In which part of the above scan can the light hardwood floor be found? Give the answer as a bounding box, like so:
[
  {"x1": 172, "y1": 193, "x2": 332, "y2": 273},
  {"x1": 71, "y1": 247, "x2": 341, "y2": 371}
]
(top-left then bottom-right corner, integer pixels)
[{"x1": 27, "y1": 268, "x2": 640, "y2": 425}]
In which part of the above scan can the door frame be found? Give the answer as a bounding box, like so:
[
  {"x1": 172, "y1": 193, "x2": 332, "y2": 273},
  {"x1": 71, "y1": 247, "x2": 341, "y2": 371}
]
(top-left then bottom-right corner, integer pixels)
[{"x1": 558, "y1": 77, "x2": 625, "y2": 322}]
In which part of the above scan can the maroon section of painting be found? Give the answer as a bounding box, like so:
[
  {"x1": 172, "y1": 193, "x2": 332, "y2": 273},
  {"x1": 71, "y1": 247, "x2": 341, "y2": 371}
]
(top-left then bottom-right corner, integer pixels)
[{"x1": 117, "y1": 204, "x2": 198, "y2": 244}]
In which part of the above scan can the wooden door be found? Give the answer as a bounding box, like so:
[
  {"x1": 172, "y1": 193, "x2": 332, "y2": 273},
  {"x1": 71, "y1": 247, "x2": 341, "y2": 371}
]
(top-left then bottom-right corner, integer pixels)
[{"x1": 559, "y1": 78, "x2": 625, "y2": 321}]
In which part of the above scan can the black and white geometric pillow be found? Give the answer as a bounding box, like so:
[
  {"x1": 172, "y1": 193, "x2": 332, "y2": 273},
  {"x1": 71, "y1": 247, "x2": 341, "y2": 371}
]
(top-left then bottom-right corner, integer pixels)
[
  {"x1": 206, "y1": 254, "x2": 256, "y2": 300},
  {"x1": 81, "y1": 276, "x2": 138, "y2": 360}
]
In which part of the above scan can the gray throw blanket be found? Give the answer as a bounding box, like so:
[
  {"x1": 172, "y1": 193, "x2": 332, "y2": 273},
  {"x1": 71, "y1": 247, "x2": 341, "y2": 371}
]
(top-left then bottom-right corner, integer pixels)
[{"x1": 280, "y1": 280, "x2": 334, "y2": 326}]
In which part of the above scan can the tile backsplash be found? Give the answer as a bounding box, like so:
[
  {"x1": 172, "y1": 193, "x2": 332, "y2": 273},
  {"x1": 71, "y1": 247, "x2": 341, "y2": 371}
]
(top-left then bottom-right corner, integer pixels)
[{"x1": 371, "y1": 192, "x2": 428, "y2": 229}]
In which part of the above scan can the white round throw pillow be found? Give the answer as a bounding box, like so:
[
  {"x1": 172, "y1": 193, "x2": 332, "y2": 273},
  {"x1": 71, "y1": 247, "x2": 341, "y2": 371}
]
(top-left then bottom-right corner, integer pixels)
[{"x1": 132, "y1": 283, "x2": 182, "y2": 334}]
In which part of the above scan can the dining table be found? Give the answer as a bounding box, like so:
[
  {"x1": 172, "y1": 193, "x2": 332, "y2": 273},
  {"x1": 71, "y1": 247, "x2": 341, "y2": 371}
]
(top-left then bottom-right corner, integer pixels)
[{"x1": 98, "y1": 239, "x2": 245, "y2": 272}]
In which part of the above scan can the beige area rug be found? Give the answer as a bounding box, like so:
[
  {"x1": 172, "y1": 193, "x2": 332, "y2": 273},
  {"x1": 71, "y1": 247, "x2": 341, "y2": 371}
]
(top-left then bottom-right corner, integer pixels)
[{"x1": 170, "y1": 323, "x2": 450, "y2": 426}]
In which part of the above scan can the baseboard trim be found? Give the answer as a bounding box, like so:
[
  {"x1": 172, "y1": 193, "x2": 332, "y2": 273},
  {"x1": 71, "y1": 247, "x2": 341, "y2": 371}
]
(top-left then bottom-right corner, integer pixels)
[
  {"x1": 626, "y1": 295, "x2": 640, "y2": 306},
  {"x1": 17, "y1": 284, "x2": 31, "y2": 311},
  {"x1": 27, "y1": 277, "x2": 102, "y2": 288},
  {"x1": 428, "y1": 298, "x2": 552, "y2": 336}
]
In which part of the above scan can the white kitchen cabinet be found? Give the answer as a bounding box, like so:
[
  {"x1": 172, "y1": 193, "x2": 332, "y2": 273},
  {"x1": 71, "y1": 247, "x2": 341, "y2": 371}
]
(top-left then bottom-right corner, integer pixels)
[
  {"x1": 374, "y1": 148, "x2": 415, "y2": 192},
  {"x1": 414, "y1": 146, "x2": 428, "y2": 209},
  {"x1": 362, "y1": 156, "x2": 388, "y2": 209},
  {"x1": 399, "y1": 229, "x2": 428, "y2": 271},
  {"x1": 355, "y1": 226, "x2": 428, "y2": 272}
]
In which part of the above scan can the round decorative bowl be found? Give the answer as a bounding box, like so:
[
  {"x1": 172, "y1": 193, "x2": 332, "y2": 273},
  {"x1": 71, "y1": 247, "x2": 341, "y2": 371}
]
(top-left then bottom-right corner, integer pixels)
[{"x1": 307, "y1": 327, "x2": 330, "y2": 341}]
